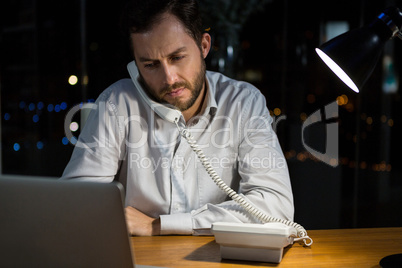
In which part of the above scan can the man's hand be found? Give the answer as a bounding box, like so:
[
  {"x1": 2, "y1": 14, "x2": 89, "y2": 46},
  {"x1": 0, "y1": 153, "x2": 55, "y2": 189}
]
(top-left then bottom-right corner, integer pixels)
[{"x1": 124, "y1": 206, "x2": 161, "y2": 236}]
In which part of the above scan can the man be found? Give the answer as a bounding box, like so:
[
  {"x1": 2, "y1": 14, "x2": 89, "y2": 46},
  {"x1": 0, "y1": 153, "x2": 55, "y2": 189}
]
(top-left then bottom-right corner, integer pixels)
[{"x1": 61, "y1": 0, "x2": 294, "y2": 236}]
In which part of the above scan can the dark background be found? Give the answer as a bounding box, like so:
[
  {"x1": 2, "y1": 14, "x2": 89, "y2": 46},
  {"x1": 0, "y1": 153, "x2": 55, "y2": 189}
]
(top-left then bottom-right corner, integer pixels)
[{"x1": 1, "y1": 0, "x2": 401, "y2": 230}]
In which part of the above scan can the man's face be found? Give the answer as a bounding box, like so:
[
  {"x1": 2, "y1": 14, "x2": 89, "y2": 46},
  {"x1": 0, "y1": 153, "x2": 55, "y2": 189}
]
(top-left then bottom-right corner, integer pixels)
[{"x1": 131, "y1": 13, "x2": 210, "y2": 112}]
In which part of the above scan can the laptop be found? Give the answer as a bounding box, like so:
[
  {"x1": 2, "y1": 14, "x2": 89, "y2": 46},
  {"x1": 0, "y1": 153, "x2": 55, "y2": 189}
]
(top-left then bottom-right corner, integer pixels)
[{"x1": 0, "y1": 175, "x2": 136, "y2": 268}]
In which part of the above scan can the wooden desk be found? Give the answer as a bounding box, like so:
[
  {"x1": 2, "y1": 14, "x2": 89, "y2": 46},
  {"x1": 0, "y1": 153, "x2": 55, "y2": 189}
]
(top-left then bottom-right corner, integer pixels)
[{"x1": 131, "y1": 227, "x2": 402, "y2": 267}]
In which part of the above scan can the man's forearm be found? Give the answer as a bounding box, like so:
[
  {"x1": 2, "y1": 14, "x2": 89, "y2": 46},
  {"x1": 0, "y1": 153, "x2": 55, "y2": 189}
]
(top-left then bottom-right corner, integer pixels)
[{"x1": 125, "y1": 206, "x2": 161, "y2": 236}]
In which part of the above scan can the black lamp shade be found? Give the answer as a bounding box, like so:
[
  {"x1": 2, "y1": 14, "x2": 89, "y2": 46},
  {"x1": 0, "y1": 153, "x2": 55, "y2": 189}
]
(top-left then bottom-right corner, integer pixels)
[{"x1": 316, "y1": 9, "x2": 399, "y2": 92}]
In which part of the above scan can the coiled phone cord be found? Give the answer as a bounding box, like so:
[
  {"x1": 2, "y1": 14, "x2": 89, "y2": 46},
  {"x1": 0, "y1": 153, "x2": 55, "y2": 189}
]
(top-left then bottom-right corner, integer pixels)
[{"x1": 175, "y1": 119, "x2": 313, "y2": 247}]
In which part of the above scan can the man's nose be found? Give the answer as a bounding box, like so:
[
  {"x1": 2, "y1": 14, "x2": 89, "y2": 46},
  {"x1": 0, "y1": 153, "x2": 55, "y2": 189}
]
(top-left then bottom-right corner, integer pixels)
[{"x1": 161, "y1": 63, "x2": 177, "y2": 85}]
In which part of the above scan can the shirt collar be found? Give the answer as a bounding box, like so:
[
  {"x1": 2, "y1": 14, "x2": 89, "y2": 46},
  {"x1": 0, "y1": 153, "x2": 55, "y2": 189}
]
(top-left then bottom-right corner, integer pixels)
[{"x1": 203, "y1": 71, "x2": 218, "y2": 117}]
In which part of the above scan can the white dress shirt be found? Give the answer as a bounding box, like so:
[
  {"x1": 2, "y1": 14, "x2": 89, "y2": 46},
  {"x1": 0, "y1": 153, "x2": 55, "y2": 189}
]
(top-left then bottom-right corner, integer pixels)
[{"x1": 61, "y1": 67, "x2": 294, "y2": 235}]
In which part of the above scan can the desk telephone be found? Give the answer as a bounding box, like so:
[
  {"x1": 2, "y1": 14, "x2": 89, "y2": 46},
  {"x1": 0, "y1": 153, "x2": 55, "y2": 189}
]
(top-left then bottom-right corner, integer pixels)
[{"x1": 127, "y1": 61, "x2": 312, "y2": 263}]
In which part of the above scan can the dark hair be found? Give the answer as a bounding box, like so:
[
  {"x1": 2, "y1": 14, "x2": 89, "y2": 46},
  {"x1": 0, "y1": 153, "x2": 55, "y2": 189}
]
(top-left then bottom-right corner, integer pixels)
[{"x1": 121, "y1": 0, "x2": 204, "y2": 46}]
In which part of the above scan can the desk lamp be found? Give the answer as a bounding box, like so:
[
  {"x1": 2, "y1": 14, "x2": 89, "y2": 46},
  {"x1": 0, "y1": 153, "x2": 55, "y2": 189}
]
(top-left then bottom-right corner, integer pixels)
[
  {"x1": 315, "y1": 6, "x2": 402, "y2": 92},
  {"x1": 315, "y1": 6, "x2": 402, "y2": 268}
]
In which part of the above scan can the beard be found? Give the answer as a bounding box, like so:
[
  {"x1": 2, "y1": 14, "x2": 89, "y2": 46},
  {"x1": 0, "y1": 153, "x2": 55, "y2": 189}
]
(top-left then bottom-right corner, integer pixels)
[{"x1": 140, "y1": 58, "x2": 206, "y2": 112}]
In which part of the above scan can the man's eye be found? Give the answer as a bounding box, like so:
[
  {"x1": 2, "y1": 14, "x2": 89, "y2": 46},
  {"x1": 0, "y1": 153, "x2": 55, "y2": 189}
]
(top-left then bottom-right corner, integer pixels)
[
  {"x1": 172, "y1": 56, "x2": 184, "y2": 61},
  {"x1": 144, "y1": 63, "x2": 157, "y2": 69}
]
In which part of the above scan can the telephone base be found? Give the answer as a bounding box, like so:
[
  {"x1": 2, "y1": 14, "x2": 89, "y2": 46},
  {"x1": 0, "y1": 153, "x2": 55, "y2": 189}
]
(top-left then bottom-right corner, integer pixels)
[
  {"x1": 219, "y1": 245, "x2": 284, "y2": 263},
  {"x1": 211, "y1": 222, "x2": 296, "y2": 264}
]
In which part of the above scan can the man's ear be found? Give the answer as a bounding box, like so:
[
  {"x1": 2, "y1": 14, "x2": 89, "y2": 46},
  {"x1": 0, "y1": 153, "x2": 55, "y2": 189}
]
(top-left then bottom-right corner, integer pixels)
[{"x1": 200, "y1": 33, "x2": 211, "y2": 59}]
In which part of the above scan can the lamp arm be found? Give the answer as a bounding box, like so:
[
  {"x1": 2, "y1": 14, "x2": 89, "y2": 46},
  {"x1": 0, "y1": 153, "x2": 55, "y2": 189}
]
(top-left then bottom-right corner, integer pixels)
[{"x1": 379, "y1": 7, "x2": 402, "y2": 40}]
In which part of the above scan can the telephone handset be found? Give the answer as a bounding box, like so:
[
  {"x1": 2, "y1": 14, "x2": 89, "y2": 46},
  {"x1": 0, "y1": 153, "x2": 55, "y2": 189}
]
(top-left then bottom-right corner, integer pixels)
[
  {"x1": 127, "y1": 61, "x2": 182, "y2": 124},
  {"x1": 127, "y1": 61, "x2": 312, "y2": 263}
]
